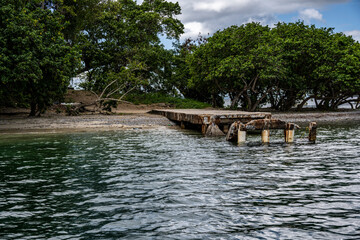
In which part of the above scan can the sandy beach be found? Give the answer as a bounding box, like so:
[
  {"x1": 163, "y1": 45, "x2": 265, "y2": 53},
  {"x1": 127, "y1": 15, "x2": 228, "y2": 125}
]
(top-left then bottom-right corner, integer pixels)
[{"x1": 0, "y1": 113, "x2": 176, "y2": 134}]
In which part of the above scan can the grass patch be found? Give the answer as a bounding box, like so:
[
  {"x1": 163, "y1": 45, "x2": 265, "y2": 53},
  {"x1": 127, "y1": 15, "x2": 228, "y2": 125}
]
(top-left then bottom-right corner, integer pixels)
[{"x1": 125, "y1": 93, "x2": 211, "y2": 109}]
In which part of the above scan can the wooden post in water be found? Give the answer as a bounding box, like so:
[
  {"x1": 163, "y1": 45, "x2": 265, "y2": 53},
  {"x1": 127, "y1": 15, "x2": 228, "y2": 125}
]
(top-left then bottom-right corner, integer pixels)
[
  {"x1": 261, "y1": 121, "x2": 270, "y2": 143},
  {"x1": 261, "y1": 129, "x2": 270, "y2": 143},
  {"x1": 180, "y1": 121, "x2": 186, "y2": 129},
  {"x1": 260, "y1": 120, "x2": 269, "y2": 143},
  {"x1": 285, "y1": 123, "x2": 295, "y2": 143},
  {"x1": 309, "y1": 122, "x2": 317, "y2": 143},
  {"x1": 238, "y1": 123, "x2": 246, "y2": 144},
  {"x1": 201, "y1": 124, "x2": 208, "y2": 135}
]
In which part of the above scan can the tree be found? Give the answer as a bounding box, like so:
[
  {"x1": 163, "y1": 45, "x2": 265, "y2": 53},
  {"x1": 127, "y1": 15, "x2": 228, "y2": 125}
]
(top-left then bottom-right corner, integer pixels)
[
  {"x1": 77, "y1": 0, "x2": 184, "y2": 105},
  {"x1": 0, "y1": 0, "x2": 80, "y2": 116},
  {"x1": 310, "y1": 33, "x2": 360, "y2": 110},
  {"x1": 171, "y1": 36, "x2": 217, "y2": 103},
  {"x1": 187, "y1": 23, "x2": 284, "y2": 110}
]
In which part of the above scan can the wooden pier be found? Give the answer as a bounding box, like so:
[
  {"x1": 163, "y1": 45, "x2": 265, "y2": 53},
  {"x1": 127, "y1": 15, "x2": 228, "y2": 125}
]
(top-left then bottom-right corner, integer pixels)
[{"x1": 152, "y1": 109, "x2": 316, "y2": 143}]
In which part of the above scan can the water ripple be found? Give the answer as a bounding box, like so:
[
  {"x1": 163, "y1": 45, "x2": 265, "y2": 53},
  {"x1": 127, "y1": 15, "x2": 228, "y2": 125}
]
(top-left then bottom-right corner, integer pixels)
[{"x1": 0, "y1": 125, "x2": 359, "y2": 239}]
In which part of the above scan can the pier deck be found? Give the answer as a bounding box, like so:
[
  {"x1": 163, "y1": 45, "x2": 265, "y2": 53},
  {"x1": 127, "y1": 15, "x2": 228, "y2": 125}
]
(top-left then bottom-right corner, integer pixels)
[{"x1": 151, "y1": 109, "x2": 271, "y2": 134}]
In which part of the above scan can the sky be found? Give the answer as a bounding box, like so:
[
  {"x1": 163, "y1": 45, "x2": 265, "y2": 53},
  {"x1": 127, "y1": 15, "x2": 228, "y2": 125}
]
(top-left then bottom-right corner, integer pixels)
[{"x1": 164, "y1": 0, "x2": 360, "y2": 46}]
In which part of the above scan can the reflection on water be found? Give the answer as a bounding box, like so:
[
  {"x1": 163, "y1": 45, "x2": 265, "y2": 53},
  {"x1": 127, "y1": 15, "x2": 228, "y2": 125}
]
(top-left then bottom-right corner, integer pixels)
[{"x1": 0, "y1": 124, "x2": 360, "y2": 239}]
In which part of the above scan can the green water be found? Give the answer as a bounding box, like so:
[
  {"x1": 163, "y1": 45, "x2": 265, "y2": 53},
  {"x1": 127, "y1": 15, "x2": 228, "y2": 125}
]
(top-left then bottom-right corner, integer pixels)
[{"x1": 0, "y1": 125, "x2": 359, "y2": 239}]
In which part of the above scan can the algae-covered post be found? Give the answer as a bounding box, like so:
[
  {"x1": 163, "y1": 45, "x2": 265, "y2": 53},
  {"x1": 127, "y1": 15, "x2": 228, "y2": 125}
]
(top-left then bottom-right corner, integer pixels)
[{"x1": 309, "y1": 122, "x2": 317, "y2": 143}]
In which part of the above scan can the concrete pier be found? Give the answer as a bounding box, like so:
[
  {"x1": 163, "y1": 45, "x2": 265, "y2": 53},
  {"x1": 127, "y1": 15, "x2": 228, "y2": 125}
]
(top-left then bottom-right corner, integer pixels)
[
  {"x1": 151, "y1": 109, "x2": 271, "y2": 135},
  {"x1": 152, "y1": 109, "x2": 313, "y2": 144}
]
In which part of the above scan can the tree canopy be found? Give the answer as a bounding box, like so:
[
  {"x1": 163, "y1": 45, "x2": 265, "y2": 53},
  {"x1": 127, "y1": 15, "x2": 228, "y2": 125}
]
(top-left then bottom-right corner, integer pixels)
[
  {"x1": 180, "y1": 21, "x2": 360, "y2": 110},
  {"x1": 0, "y1": 0, "x2": 80, "y2": 115},
  {"x1": 0, "y1": 0, "x2": 184, "y2": 115},
  {"x1": 1, "y1": 0, "x2": 359, "y2": 114}
]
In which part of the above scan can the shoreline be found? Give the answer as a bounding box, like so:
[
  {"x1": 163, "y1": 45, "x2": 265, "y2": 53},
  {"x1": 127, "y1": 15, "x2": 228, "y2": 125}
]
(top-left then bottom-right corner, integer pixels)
[
  {"x1": 0, "y1": 110, "x2": 359, "y2": 135},
  {"x1": 0, "y1": 113, "x2": 177, "y2": 134},
  {"x1": 272, "y1": 110, "x2": 360, "y2": 125}
]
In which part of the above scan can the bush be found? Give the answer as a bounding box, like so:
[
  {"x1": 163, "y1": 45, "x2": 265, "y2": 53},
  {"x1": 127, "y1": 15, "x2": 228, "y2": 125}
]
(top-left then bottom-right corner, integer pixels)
[{"x1": 125, "y1": 93, "x2": 211, "y2": 109}]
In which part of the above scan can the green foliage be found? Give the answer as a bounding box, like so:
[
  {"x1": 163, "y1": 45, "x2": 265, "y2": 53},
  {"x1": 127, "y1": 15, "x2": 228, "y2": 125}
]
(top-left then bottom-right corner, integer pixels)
[
  {"x1": 78, "y1": 0, "x2": 184, "y2": 98},
  {"x1": 1, "y1": 0, "x2": 358, "y2": 114},
  {"x1": 170, "y1": 36, "x2": 217, "y2": 105},
  {"x1": 187, "y1": 23, "x2": 284, "y2": 110},
  {"x1": 0, "y1": 0, "x2": 183, "y2": 115},
  {"x1": 311, "y1": 33, "x2": 360, "y2": 109},
  {"x1": 0, "y1": 0, "x2": 80, "y2": 115},
  {"x1": 125, "y1": 93, "x2": 211, "y2": 109},
  {"x1": 184, "y1": 21, "x2": 360, "y2": 111}
]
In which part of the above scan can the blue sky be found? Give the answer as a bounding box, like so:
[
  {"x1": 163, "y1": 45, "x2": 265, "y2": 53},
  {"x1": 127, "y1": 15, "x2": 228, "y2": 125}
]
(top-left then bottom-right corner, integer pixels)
[
  {"x1": 278, "y1": 0, "x2": 360, "y2": 38},
  {"x1": 163, "y1": 0, "x2": 360, "y2": 47}
]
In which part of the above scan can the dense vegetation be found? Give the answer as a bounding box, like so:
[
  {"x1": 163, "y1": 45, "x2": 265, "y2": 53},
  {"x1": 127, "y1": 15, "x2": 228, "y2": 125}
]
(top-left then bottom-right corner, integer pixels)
[
  {"x1": 183, "y1": 22, "x2": 360, "y2": 110},
  {"x1": 1, "y1": 1, "x2": 359, "y2": 115},
  {"x1": 124, "y1": 93, "x2": 211, "y2": 109},
  {"x1": 1, "y1": 0, "x2": 183, "y2": 115}
]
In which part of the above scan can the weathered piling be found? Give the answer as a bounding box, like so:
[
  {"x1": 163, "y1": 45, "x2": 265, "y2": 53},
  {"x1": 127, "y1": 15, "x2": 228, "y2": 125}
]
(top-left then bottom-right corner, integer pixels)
[
  {"x1": 261, "y1": 120, "x2": 270, "y2": 143},
  {"x1": 226, "y1": 119, "x2": 300, "y2": 143},
  {"x1": 285, "y1": 123, "x2": 296, "y2": 143},
  {"x1": 201, "y1": 124, "x2": 208, "y2": 135},
  {"x1": 237, "y1": 123, "x2": 246, "y2": 143},
  {"x1": 261, "y1": 129, "x2": 270, "y2": 143},
  {"x1": 309, "y1": 122, "x2": 317, "y2": 143}
]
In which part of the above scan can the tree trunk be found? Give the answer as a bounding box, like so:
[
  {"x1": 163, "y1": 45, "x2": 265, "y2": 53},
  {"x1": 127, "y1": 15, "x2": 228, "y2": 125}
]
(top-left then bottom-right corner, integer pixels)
[
  {"x1": 244, "y1": 93, "x2": 252, "y2": 111},
  {"x1": 230, "y1": 93, "x2": 241, "y2": 109},
  {"x1": 296, "y1": 95, "x2": 315, "y2": 111},
  {"x1": 29, "y1": 102, "x2": 37, "y2": 117},
  {"x1": 211, "y1": 93, "x2": 217, "y2": 108},
  {"x1": 250, "y1": 88, "x2": 273, "y2": 112}
]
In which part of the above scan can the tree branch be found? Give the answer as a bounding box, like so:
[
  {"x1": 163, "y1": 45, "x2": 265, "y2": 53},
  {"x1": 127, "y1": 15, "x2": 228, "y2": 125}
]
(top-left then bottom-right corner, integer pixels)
[{"x1": 99, "y1": 79, "x2": 117, "y2": 99}]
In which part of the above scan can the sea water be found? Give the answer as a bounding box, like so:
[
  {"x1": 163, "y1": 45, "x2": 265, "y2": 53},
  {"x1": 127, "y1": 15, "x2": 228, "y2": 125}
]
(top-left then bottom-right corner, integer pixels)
[{"x1": 0, "y1": 124, "x2": 359, "y2": 239}]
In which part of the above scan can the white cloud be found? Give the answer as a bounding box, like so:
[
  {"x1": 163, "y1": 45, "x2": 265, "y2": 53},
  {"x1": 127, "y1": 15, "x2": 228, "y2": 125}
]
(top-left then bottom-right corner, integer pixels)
[
  {"x1": 182, "y1": 22, "x2": 211, "y2": 39},
  {"x1": 344, "y1": 30, "x2": 360, "y2": 42},
  {"x1": 193, "y1": 1, "x2": 228, "y2": 12},
  {"x1": 167, "y1": 0, "x2": 349, "y2": 39},
  {"x1": 299, "y1": 8, "x2": 323, "y2": 23}
]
